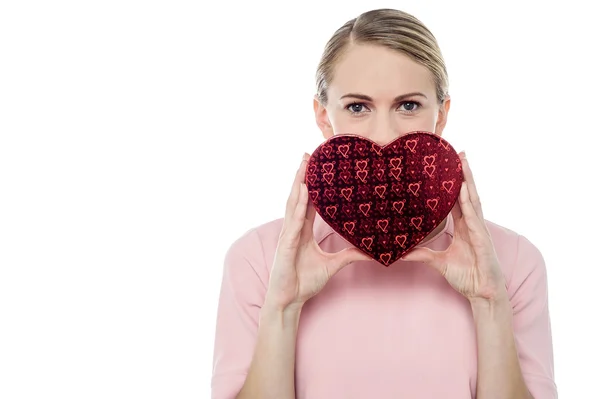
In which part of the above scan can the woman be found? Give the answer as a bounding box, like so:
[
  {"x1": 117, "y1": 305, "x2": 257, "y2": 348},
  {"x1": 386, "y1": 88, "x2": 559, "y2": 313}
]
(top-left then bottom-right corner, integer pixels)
[{"x1": 211, "y1": 8, "x2": 556, "y2": 399}]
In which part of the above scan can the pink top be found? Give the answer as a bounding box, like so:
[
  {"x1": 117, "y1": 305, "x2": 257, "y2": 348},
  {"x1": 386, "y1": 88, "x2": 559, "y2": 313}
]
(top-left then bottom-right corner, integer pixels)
[{"x1": 211, "y1": 213, "x2": 557, "y2": 398}]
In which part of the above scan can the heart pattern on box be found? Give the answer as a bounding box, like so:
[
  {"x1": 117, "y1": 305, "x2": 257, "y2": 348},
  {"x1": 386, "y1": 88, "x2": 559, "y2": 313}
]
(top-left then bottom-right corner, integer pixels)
[{"x1": 305, "y1": 132, "x2": 463, "y2": 266}]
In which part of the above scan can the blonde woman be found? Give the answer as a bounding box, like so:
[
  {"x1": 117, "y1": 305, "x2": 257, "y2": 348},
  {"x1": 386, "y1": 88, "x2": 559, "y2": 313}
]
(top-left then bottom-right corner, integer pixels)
[{"x1": 211, "y1": 8, "x2": 556, "y2": 399}]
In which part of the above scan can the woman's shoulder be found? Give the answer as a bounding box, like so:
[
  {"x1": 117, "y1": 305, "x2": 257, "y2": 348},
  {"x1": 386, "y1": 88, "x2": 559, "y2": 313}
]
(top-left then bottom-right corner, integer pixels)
[
  {"x1": 483, "y1": 219, "x2": 548, "y2": 295},
  {"x1": 223, "y1": 217, "x2": 285, "y2": 273},
  {"x1": 484, "y1": 218, "x2": 543, "y2": 260},
  {"x1": 229, "y1": 217, "x2": 283, "y2": 251}
]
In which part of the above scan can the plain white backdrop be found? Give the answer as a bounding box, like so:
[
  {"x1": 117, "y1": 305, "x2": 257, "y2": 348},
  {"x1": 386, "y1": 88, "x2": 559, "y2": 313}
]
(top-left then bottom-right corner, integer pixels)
[{"x1": 1, "y1": 0, "x2": 598, "y2": 397}]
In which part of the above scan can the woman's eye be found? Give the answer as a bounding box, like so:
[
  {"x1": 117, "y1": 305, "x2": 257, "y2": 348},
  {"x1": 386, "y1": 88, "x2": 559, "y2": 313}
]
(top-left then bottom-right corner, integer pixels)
[
  {"x1": 399, "y1": 101, "x2": 420, "y2": 112},
  {"x1": 347, "y1": 103, "x2": 368, "y2": 113}
]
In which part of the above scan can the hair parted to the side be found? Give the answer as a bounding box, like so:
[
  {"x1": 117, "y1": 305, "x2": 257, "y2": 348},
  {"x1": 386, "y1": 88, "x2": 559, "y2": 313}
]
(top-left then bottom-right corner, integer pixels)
[{"x1": 315, "y1": 8, "x2": 449, "y2": 106}]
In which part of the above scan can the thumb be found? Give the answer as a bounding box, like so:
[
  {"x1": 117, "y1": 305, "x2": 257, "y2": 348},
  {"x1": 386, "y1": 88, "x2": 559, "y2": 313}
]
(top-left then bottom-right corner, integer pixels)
[{"x1": 328, "y1": 247, "x2": 371, "y2": 275}]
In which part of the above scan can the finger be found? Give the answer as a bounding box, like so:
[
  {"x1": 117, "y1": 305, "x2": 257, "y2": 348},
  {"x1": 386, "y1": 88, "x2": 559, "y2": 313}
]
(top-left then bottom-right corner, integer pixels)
[
  {"x1": 284, "y1": 155, "x2": 309, "y2": 223},
  {"x1": 459, "y1": 152, "x2": 483, "y2": 221},
  {"x1": 286, "y1": 182, "x2": 309, "y2": 242},
  {"x1": 306, "y1": 198, "x2": 316, "y2": 224},
  {"x1": 450, "y1": 196, "x2": 462, "y2": 221},
  {"x1": 327, "y1": 247, "x2": 371, "y2": 275},
  {"x1": 459, "y1": 181, "x2": 483, "y2": 236},
  {"x1": 400, "y1": 247, "x2": 445, "y2": 274},
  {"x1": 300, "y1": 199, "x2": 317, "y2": 242}
]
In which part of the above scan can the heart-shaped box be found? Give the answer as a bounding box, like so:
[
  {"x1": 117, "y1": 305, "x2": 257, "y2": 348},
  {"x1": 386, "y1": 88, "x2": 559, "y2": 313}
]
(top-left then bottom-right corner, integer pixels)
[{"x1": 305, "y1": 131, "x2": 464, "y2": 266}]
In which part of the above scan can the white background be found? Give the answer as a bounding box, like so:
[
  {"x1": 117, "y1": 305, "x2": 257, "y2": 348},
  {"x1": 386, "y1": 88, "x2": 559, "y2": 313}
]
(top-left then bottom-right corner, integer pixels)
[{"x1": 1, "y1": 1, "x2": 598, "y2": 398}]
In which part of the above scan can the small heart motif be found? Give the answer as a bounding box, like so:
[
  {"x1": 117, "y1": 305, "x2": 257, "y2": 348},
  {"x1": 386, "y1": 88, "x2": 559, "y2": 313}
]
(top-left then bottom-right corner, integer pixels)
[
  {"x1": 380, "y1": 253, "x2": 393, "y2": 265},
  {"x1": 344, "y1": 221, "x2": 355, "y2": 235},
  {"x1": 357, "y1": 170, "x2": 368, "y2": 183},
  {"x1": 356, "y1": 160, "x2": 368, "y2": 170},
  {"x1": 338, "y1": 144, "x2": 350, "y2": 158},
  {"x1": 341, "y1": 187, "x2": 353, "y2": 201},
  {"x1": 325, "y1": 188, "x2": 336, "y2": 201},
  {"x1": 408, "y1": 183, "x2": 420, "y2": 196},
  {"x1": 306, "y1": 132, "x2": 463, "y2": 266},
  {"x1": 374, "y1": 185, "x2": 386, "y2": 198},
  {"x1": 424, "y1": 155, "x2": 436, "y2": 166},
  {"x1": 356, "y1": 142, "x2": 367, "y2": 155},
  {"x1": 309, "y1": 190, "x2": 319, "y2": 202},
  {"x1": 390, "y1": 157, "x2": 403, "y2": 168},
  {"x1": 442, "y1": 180, "x2": 455, "y2": 193},
  {"x1": 325, "y1": 205, "x2": 337, "y2": 218},
  {"x1": 392, "y1": 200, "x2": 405, "y2": 213},
  {"x1": 395, "y1": 234, "x2": 407, "y2": 247},
  {"x1": 424, "y1": 165, "x2": 436, "y2": 177},
  {"x1": 390, "y1": 168, "x2": 402, "y2": 180},
  {"x1": 342, "y1": 204, "x2": 353, "y2": 216},
  {"x1": 323, "y1": 163, "x2": 334, "y2": 173},
  {"x1": 340, "y1": 171, "x2": 352, "y2": 183},
  {"x1": 426, "y1": 198, "x2": 439, "y2": 211},
  {"x1": 359, "y1": 203, "x2": 371, "y2": 217},
  {"x1": 377, "y1": 219, "x2": 389, "y2": 232},
  {"x1": 411, "y1": 216, "x2": 423, "y2": 230},
  {"x1": 371, "y1": 143, "x2": 383, "y2": 156},
  {"x1": 323, "y1": 173, "x2": 335, "y2": 185}
]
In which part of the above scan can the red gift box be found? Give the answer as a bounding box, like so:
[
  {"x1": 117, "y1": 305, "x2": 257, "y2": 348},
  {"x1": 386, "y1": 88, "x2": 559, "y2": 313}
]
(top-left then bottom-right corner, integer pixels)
[{"x1": 305, "y1": 132, "x2": 464, "y2": 266}]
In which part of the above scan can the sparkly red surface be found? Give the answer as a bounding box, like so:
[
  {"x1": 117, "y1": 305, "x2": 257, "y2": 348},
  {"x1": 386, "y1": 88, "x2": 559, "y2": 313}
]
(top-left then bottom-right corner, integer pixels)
[{"x1": 305, "y1": 132, "x2": 464, "y2": 266}]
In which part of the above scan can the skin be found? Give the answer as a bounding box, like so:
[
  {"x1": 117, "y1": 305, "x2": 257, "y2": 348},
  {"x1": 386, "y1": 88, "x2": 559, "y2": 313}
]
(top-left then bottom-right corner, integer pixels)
[{"x1": 236, "y1": 43, "x2": 532, "y2": 399}]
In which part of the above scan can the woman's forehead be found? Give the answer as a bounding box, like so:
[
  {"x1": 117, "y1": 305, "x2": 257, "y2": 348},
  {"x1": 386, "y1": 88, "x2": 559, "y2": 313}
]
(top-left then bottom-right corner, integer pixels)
[{"x1": 329, "y1": 44, "x2": 436, "y2": 99}]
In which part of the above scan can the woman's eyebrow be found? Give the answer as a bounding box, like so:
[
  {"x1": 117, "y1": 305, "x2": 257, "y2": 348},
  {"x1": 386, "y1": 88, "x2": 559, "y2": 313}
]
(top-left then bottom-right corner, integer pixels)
[{"x1": 339, "y1": 92, "x2": 428, "y2": 101}]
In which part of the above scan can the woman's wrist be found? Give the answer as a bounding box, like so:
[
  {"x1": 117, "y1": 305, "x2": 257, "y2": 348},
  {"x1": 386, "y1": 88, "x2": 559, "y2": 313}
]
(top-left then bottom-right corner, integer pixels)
[
  {"x1": 261, "y1": 296, "x2": 304, "y2": 326},
  {"x1": 468, "y1": 285, "x2": 512, "y2": 324},
  {"x1": 467, "y1": 275, "x2": 509, "y2": 308}
]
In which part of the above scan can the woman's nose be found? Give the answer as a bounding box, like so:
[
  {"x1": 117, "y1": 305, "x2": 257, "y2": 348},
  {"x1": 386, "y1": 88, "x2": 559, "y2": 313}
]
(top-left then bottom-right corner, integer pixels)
[{"x1": 370, "y1": 119, "x2": 400, "y2": 146}]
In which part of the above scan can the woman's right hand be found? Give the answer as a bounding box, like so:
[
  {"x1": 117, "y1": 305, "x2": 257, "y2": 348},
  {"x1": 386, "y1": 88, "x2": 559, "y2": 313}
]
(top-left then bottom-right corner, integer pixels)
[{"x1": 264, "y1": 153, "x2": 371, "y2": 312}]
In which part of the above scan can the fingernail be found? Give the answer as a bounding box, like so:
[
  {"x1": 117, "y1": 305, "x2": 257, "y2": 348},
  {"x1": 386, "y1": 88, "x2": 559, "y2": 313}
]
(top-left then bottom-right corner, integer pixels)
[
  {"x1": 460, "y1": 151, "x2": 466, "y2": 160},
  {"x1": 303, "y1": 153, "x2": 310, "y2": 161}
]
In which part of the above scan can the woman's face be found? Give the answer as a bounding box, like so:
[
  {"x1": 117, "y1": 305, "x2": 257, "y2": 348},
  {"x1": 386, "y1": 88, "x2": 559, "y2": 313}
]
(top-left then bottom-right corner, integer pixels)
[{"x1": 314, "y1": 44, "x2": 450, "y2": 145}]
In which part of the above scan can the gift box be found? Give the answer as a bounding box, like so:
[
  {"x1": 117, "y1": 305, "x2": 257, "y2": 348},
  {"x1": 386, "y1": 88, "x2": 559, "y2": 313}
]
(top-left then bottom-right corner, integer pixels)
[{"x1": 305, "y1": 132, "x2": 464, "y2": 266}]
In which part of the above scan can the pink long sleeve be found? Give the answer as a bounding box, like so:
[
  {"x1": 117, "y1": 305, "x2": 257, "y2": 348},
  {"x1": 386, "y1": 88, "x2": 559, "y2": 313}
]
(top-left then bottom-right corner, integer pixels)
[
  {"x1": 211, "y1": 228, "x2": 267, "y2": 399},
  {"x1": 508, "y1": 235, "x2": 558, "y2": 398}
]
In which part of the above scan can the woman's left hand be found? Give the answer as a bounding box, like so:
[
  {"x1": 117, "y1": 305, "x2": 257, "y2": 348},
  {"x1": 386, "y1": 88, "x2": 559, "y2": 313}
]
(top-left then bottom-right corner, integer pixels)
[{"x1": 400, "y1": 152, "x2": 507, "y2": 302}]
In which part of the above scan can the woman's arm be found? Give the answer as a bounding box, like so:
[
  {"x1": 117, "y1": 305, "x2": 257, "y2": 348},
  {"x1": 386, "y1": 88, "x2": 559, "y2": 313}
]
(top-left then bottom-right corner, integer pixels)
[
  {"x1": 222, "y1": 154, "x2": 367, "y2": 399},
  {"x1": 470, "y1": 293, "x2": 533, "y2": 399},
  {"x1": 401, "y1": 154, "x2": 556, "y2": 398},
  {"x1": 235, "y1": 302, "x2": 302, "y2": 399}
]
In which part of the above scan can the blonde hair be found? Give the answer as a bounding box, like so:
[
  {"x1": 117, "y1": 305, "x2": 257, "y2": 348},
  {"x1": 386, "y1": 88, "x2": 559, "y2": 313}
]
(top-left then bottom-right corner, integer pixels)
[{"x1": 315, "y1": 9, "x2": 449, "y2": 105}]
